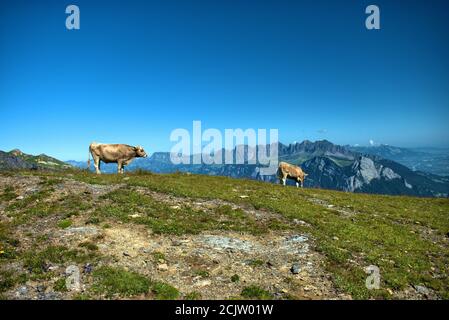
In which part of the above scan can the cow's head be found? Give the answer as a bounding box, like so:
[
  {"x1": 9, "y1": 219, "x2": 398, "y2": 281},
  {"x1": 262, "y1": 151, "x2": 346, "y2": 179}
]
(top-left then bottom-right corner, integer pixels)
[{"x1": 134, "y1": 146, "x2": 148, "y2": 158}]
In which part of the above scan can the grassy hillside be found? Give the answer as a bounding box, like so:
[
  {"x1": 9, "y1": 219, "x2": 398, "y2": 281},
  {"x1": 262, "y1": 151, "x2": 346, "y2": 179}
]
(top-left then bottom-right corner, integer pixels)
[
  {"x1": 1, "y1": 170, "x2": 448, "y2": 300},
  {"x1": 0, "y1": 149, "x2": 71, "y2": 171}
]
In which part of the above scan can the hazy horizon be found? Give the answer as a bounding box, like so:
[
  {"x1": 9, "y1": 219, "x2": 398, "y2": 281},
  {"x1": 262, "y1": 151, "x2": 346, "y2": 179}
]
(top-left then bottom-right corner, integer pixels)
[{"x1": 3, "y1": 138, "x2": 449, "y2": 162}]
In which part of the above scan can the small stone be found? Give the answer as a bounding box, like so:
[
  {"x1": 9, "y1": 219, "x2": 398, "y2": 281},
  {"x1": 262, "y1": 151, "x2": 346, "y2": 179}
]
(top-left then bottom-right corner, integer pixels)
[
  {"x1": 239, "y1": 195, "x2": 249, "y2": 198},
  {"x1": 42, "y1": 263, "x2": 53, "y2": 272},
  {"x1": 414, "y1": 285, "x2": 430, "y2": 295},
  {"x1": 386, "y1": 288, "x2": 394, "y2": 295},
  {"x1": 16, "y1": 195, "x2": 24, "y2": 200},
  {"x1": 36, "y1": 285, "x2": 46, "y2": 293},
  {"x1": 290, "y1": 263, "x2": 301, "y2": 274},
  {"x1": 157, "y1": 263, "x2": 168, "y2": 271},
  {"x1": 48, "y1": 265, "x2": 59, "y2": 271},
  {"x1": 83, "y1": 263, "x2": 93, "y2": 274},
  {"x1": 129, "y1": 214, "x2": 140, "y2": 218},
  {"x1": 332, "y1": 236, "x2": 339, "y2": 241},
  {"x1": 16, "y1": 286, "x2": 28, "y2": 297},
  {"x1": 194, "y1": 280, "x2": 211, "y2": 287}
]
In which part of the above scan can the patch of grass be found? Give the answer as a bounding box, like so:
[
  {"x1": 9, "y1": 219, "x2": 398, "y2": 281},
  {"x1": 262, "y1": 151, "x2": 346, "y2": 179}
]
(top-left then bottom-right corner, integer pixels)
[
  {"x1": 184, "y1": 291, "x2": 202, "y2": 300},
  {"x1": 231, "y1": 274, "x2": 240, "y2": 283},
  {"x1": 0, "y1": 186, "x2": 17, "y2": 201},
  {"x1": 7, "y1": 191, "x2": 92, "y2": 226},
  {"x1": 0, "y1": 223, "x2": 20, "y2": 260},
  {"x1": 247, "y1": 259, "x2": 264, "y2": 268},
  {"x1": 91, "y1": 266, "x2": 150, "y2": 298},
  {"x1": 38, "y1": 178, "x2": 61, "y2": 187},
  {"x1": 241, "y1": 285, "x2": 273, "y2": 300},
  {"x1": 151, "y1": 281, "x2": 179, "y2": 300},
  {"x1": 53, "y1": 278, "x2": 67, "y2": 292},
  {"x1": 22, "y1": 245, "x2": 96, "y2": 275},
  {"x1": 95, "y1": 189, "x2": 279, "y2": 235},
  {"x1": 79, "y1": 241, "x2": 98, "y2": 251},
  {"x1": 0, "y1": 270, "x2": 27, "y2": 293},
  {"x1": 86, "y1": 216, "x2": 101, "y2": 225},
  {"x1": 152, "y1": 251, "x2": 165, "y2": 261},
  {"x1": 193, "y1": 269, "x2": 209, "y2": 278},
  {"x1": 58, "y1": 219, "x2": 72, "y2": 229}
]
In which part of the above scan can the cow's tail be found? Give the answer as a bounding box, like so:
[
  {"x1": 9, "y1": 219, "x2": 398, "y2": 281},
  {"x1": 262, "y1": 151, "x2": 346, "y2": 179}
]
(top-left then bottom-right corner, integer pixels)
[{"x1": 87, "y1": 145, "x2": 91, "y2": 169}]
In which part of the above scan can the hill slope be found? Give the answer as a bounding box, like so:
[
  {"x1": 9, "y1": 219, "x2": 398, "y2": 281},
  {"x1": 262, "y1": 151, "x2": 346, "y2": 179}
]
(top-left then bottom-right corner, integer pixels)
[
  {"x1": 0, "y1": 149, "x2": 72, "y2": 171},
  {"x1": 1, "y1": 170, "x2": 448, "y2": 300}
]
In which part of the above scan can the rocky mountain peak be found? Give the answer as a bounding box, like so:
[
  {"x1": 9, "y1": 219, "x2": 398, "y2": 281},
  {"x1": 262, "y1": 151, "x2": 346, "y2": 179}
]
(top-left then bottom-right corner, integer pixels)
[{"x1": 9, "y1": 149, "x2": 23, "y2": 157}]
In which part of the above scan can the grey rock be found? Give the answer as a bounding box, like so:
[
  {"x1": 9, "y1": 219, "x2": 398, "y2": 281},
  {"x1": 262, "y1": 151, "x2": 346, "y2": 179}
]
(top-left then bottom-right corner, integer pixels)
[
  {"x1": 36, "y1": 285, "x2": 46, "y2": 293},
  {"x1": 290, "y1": 263, "x2": 301, "y2": 274},
  {"x1": 61, "y1": 226, "x2": 98, "y2": 236},
  {"x1": 38, "y1": 292, "x2": 61, "y2": 300},
  {"x1": 202, "y1": 235, "x2": 259, "y2": 253},
  {"x1": 16, "y1": 286, "x2": 28, "y2": 298},
  {"x1": 65, "y1": 265, "x2": 81, "y2": 291},
  {"x1": 414, "y1": 285, "x2": 430, "y2": 295}
]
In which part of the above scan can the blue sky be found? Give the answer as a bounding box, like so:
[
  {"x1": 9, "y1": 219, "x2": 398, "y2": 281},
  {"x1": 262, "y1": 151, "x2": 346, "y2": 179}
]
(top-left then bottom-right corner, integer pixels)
[{"x1": 1, "y1": 0, "x2": 448, "y2": 160}]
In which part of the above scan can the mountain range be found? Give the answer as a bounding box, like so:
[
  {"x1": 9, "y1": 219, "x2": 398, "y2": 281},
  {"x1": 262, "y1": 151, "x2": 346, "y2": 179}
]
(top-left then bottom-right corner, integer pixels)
[
  {"x1": 2, "y1": 141, "x2": 448, "y2": 197},
  {"x1": 64, "y1": 140, "x2": 449, "y2": 198},
  {"x1": 348, "y1": 145, "x2": 449, "y2": 176}
]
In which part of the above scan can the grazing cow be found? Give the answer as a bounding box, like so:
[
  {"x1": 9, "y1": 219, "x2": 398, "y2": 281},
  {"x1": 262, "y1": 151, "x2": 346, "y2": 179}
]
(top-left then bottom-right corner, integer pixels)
[
  {"x1": 87, "y1": 142, "x2": 147, "y2": 174},
  {"x1": 277, "y1": 161, "x2": 308, "y2": 188}
]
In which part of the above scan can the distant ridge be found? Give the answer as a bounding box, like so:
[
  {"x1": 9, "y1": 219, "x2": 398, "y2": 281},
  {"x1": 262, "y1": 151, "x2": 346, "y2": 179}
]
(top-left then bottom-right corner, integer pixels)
[{"x1": 0, "y1": 149, "x2": 72, "y2": 171}]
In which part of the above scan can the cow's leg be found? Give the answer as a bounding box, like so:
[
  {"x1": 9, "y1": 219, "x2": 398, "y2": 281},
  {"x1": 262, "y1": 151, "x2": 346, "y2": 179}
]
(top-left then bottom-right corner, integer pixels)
[
  {"x1": 301, "y1": 179, "x2": 304, "y2": 188},
  {"x1": 296, "y1": 181, "x2": 299, "y2": 188},
  {"x1": 282, "y1": 174, "x2": 287, "y2": 186},
  {"x1": 117, "y1": 161, "x2": 123, "y2": 174},
  {"x1": 93, "y1": 156, "x2": 101, "y2": 174}
]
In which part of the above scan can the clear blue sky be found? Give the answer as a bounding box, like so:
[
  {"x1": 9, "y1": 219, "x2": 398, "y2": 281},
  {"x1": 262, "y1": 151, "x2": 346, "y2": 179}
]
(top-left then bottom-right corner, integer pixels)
[{"x1": 1, "y1": 0, "x2": 448, "y2": 160}]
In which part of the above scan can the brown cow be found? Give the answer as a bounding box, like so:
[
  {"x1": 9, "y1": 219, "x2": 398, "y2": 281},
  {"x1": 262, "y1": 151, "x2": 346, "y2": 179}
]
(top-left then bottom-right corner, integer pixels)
[
  {"x1": 87, "y1": 142, "x2": 148, "y2": 174},
  {"x1": 277, "y1": 161, "x2": 308, "y2": 188}
]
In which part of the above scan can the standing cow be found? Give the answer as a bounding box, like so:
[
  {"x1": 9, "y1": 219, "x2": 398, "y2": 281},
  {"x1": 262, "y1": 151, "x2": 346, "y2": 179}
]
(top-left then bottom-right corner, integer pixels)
[
  {"x1": 87, "y1": 142, "x2": 148, "y2": 174},
  {"x1": 277, "y1": 161, "x2": 308, "y2": 188}
]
